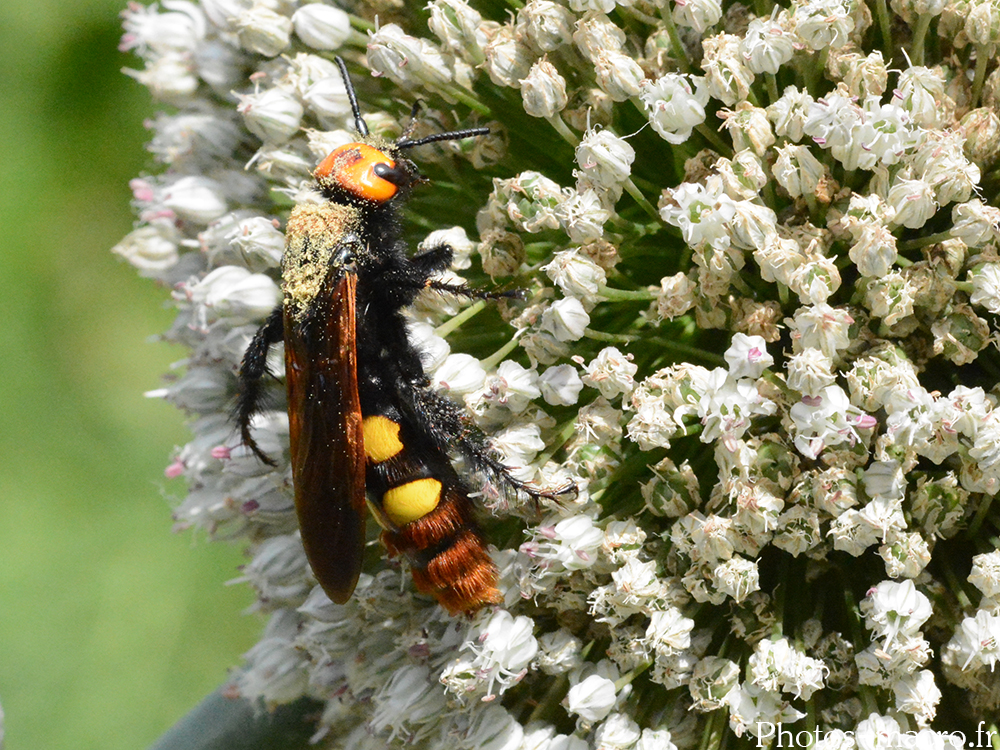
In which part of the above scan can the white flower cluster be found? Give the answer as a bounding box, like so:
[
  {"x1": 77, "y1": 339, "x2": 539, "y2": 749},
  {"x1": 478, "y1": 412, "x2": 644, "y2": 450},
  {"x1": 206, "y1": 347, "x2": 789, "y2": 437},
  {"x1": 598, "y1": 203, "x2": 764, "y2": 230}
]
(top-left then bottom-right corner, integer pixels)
[{"x1": 118, "y1": 0, "x2": 1000, "y2": 746}]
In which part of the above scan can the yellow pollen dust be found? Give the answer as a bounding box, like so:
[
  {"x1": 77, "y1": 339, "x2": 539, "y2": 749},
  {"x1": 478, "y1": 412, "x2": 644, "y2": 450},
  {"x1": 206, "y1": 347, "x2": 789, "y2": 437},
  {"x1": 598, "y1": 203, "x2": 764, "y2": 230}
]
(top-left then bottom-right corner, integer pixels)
[
  {"x1": 362, "y1": 415, "x2": 404, "y2": 462},
  {"x1": 383, "y1": 478, "x2": 441, "y2": 526}
]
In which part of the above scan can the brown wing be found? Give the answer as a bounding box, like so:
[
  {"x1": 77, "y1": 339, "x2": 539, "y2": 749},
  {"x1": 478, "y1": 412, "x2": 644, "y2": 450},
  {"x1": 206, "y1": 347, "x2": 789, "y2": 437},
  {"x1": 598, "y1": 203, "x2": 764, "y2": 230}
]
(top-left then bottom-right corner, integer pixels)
[{"x1": 284, "y1": 271, "x2": 366, "y2": 604}]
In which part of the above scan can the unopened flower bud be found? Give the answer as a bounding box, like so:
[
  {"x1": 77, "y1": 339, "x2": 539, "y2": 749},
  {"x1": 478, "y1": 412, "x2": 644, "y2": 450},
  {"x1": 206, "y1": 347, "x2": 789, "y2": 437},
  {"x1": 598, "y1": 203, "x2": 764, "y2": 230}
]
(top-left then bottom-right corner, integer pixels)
[
  {"x1": 520, "y1": 59, "x2": 568, "y2": 118},
  {"x1": 125, "y1": 55, "x2": 199, "y2": 105},
  {"x1": 540, "y1": 364, "x2": 584, "y2": 405},
  {"x1": 483, "y1": 25, "x2": 535, "y2": 88},
  {"x1": 673, "y1": 0, "x2": 723, "y2": 33},
  {"x1": 573, "y1": 12, "x2": 626, "y2": 63},
  {"x1": 238, "y1": 86, "x2": 304, "y2": 145},
  {"x1": 960, "y1": 108, "x2": 1000, "y2": 169},
  {"x1": 291, "y1": 4, "x2": 351, "y2": 50},
  {"x1": 540, "y1": 297, "x2": 590, "y2": 342},
  {"x1": 479, "y1": 229, "x2": 526, "y2": 277},
  {"x1": 235, "y1": 4, "x2": 292, "y2": 57},
  {"x1": 589, "y1": 51, "x2": 643, "y2": 103},
  {"x1": 162, "y1": 176, "x2": 229, "y2": 224},
  {"x1": 427, "y1": 0, "x2": 488, "y2": 62},
  {"x1": 112, "y1": 224, "x2": 180, "y2": 276},
  {"x1": 517, "y1": 0, "x2": 575, "y2": 51}
]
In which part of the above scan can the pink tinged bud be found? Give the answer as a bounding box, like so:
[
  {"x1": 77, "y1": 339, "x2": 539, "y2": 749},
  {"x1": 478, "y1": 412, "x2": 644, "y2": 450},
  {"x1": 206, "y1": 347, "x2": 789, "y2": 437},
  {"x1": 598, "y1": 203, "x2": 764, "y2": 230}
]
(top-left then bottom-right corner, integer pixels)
[
  {"x1": 238, "y1": 86, "x2": 304, "y2": 145},
  {"x1": 211, "y1": 445, "x2": 231, "y2": 459},
  {"x1": 120, "y1": 1, "x2": 205, "y2": 56},
  {"x1": 886, "y1": 177, "x2": 937, "y2": 229},
  {"x1": 291, "y1": 4, "x2": 351, "y2": 51},
  {"x1": 673, "y1": 0, "x2": 723, "y2": 33},
  {"x1": 228, "y1": 217, "x2": 284, "y2": 268},
  {"x1": 433, "y1": 353, "x2": 486, "y2": 395},
  {"x1": 165, "y1": 458, "x2": 185, "y2": 478},
  {"x1": 724, "y1": 333, "x2": 773, "y2": 379},
  {"x1": 162, "y1": 176, "x2": 228, "y2": 224},
  {"x1": 124, "y1": 55, "x2": 200, "y2": 105}
]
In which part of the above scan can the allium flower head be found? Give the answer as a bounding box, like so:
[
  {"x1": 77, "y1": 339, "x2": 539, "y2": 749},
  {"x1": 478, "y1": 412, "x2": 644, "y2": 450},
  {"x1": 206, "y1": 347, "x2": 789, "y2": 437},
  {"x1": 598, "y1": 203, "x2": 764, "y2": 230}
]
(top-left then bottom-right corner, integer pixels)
[{"x1": 119, "y1": 0, "x2": 1000, "y2": 744}]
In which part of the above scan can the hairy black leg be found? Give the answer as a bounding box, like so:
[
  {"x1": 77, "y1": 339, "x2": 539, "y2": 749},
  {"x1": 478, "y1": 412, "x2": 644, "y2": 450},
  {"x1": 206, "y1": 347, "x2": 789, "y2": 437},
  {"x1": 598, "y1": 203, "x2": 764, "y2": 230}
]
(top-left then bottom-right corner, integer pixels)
[
  {"x1": 412, "y1": 243, "x2": 453, "y2": 275},
  {"x1": 406, "y1": 385, "x2": 576, "y2": 505},
  {"x1": 427, "y1": 279, "x2": 526, "y2": 301},
  {"x1": 234, "y1": 304, "x2": 285, "y2": 465}
]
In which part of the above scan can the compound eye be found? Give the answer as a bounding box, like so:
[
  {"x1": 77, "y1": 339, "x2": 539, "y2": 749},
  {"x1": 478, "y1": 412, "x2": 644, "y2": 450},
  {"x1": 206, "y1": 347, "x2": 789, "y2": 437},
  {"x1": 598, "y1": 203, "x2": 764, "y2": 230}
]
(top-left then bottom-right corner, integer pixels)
[
  {"x1": 314, "y1": 143, "x2": 398, "y2": 203},
  {"x1": 372, "y1": 161, "x2": 416, "y2": 188}
]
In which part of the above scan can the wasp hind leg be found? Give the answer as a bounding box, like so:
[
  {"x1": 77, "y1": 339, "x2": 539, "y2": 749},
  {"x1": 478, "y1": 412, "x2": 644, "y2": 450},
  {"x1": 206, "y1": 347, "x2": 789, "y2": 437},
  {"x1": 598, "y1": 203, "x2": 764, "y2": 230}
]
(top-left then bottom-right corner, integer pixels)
[
  {"x1": 414, "y1": 243, "x2": 524, "y2": 301},
  {"x1": 414, "y1": 386, "x2": 576, "y2": 508},
  {"x1": 234, "y1": 304, "x2": 285, "y2": 465}
]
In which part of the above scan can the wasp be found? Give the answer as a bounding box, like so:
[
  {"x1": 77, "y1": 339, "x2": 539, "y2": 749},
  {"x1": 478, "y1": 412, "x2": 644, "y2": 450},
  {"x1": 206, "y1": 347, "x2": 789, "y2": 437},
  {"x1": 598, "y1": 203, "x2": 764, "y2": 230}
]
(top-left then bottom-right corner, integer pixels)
[{"x1": 235, "y1": 58, "x2": 569, "y2": 615}]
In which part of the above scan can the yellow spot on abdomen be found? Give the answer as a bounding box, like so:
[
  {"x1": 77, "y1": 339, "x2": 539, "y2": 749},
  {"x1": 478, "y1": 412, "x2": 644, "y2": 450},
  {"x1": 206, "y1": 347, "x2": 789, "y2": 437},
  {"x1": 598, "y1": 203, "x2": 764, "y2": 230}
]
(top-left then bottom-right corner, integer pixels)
[
  {"x1": 363, "y1": 415, "x2": 404, "y2": 462},
  {"x1": 383, "y1": 478, "x2": 442, "y2": 526}
]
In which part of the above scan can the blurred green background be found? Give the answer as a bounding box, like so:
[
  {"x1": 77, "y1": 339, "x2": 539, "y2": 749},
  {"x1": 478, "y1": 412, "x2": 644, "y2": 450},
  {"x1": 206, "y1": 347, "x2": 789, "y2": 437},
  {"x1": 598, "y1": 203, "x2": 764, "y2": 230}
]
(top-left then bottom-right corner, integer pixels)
[{"x1": 0, "y1": 2, "x2": 262, "y2": 748}]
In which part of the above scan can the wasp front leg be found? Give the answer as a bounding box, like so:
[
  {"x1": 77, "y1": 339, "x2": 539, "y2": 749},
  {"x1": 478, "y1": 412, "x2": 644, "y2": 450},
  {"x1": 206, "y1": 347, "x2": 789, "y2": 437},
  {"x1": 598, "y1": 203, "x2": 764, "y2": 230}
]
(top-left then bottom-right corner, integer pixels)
[{"x1": 234, "y1": 303, "x2": 285, "y2": 465}]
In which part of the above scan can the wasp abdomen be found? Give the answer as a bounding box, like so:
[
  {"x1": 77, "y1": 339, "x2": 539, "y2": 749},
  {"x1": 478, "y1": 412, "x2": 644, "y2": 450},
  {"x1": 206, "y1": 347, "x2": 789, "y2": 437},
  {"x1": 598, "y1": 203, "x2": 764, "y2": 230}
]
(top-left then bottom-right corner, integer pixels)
[{"x1": 362, "y1": 415, "x2": 502, "y2": 615}]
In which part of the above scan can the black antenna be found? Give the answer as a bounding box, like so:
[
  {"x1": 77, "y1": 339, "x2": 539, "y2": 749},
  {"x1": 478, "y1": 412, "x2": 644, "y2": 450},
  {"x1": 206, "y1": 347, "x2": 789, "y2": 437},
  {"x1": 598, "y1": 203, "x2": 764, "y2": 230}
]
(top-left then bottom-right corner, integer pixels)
[
  {"x1": 397, "y1": 127, "x2": 490, "y2": 150},
  {"x1": 335, "y1": 56, "x2": 368, "y2": 137}
]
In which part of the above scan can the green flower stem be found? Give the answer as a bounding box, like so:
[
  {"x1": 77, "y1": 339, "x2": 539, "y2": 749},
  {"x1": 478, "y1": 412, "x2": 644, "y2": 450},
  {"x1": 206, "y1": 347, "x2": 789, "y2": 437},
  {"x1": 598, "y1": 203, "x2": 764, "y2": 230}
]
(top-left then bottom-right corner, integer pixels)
[
  {"x1": 584, "y1": 327, "x2": 640, "y2": 344},
  {"x1": 624, "y1": 178, "x2": 662, "y2": 221},
  {"x1": 872, "y1": 0, "x2": 893, "y2": 58},
  {"x1": 644, "y1": 337, "x2": 727, "y2": 367},
  {"x1": 436, "y1": 299, "x2": 486, "y2": 338},
  {"x1": 546, "y1": 113, "x2": 581, "y2": 148},
  {"x1": 614, "y1": 661, "x2": 652, "y2": 692},
  {"x1": 431, "y1": 80, "x2": 493, "y2": 117},
  {"x1": 600, "y1": 286, "x2": 659, "y2": 302},
  {"x1": 348, "y1": 13, "x2": 375, "y2": 32},
  {"x1": 939, "y1": 551, "x2": 973, "y2": 611},
  {"x1": 481, "y1": 334, "x2": 521, "y2": 371},
  {"x1": 697, "y1": 705, "x2": 726, "y2": 750},
  {"x1": 658, "y1": 6, "x2": 693, "y2": 75},
  {"x1": 764, "y1": 72, "x2": 780, "y2": 105},
  {"x1": 897, "y1": 229, "x2": 953, "y2": 251},
  {"x1": 344, "y1": 30, "x2": 371, "y2": 49},
  {"x1": 695, "y1": 123, "x2": 732, "y2": 157},
  {"x1": 526, "y1": 672, "x2": 570, "y2": 726},
  {"x1": 967, "y1": 488, "x2": 995, "y2": 539},
  {"x1": 972, "y1": 45, "x2": 990, "y2": 109},
  {"x1": 910, "y1": 13, "x2": 932, "y2": 66}
]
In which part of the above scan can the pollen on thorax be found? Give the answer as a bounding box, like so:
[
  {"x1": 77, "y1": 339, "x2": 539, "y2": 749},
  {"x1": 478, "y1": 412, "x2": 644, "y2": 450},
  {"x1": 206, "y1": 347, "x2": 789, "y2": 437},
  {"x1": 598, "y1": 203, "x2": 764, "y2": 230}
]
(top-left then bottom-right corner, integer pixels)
[{"x1": 282, "y1": 202, "x2": 360, "y2": 316}]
